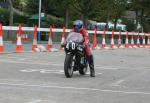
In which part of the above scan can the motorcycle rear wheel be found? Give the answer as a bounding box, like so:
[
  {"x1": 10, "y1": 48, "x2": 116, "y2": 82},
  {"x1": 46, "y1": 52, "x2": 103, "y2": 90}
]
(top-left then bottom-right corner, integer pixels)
[{"x1": 79, "y1": 61, "x2": 88, "y2": 75}]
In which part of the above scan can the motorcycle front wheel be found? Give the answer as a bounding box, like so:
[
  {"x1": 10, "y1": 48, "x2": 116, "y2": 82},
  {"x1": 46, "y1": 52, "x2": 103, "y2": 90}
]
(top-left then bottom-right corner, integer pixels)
[{"x1": 64, "y1": 54, "x2": 75, "y2": 78}]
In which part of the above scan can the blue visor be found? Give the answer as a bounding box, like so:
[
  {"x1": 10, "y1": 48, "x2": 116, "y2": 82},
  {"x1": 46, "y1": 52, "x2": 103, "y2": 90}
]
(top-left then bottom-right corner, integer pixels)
[{"x1": 74, "y1": 26, "x2": 79, "y2": 32}]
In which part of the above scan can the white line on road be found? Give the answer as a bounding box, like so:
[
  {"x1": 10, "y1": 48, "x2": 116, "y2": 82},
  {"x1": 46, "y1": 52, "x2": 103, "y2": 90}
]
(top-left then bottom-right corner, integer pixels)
[
  {"x1": 28, "y1": 99, "x2": 44, "y2": 103},
  {"x1": 111, "y1": 80, "x2": 125, "y2": 86},
  {"x1": 0, "y1": 59, "x2": 146, "y2": 71},
  {"x1": 0, "y1": 82, "x2": 150, "y2": 95},
  {"x1": 20, "y1": 69, "x2": 103, "y2": 75},
  {"x1": 0, "y1": 79, "x2": 59, "y2": 85},
  {"x1": 0, "y1": 59, "x2": 63, "y2": 66},
  {"x1": 0, "y1": 59, "x2": 121, "y2": 70},
  {"x1": 0, "y1": 56, "x2": 37, "y2": 60},
  {"x1": 95, "y1": 66, "x2": 119, "y2": 70}
]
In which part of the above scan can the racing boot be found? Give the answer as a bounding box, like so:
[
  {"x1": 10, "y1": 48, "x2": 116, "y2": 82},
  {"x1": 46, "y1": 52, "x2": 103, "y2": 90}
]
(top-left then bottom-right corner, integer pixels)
[{"x1": 87, "y1": 55, "x2": 95, "y2": 77}]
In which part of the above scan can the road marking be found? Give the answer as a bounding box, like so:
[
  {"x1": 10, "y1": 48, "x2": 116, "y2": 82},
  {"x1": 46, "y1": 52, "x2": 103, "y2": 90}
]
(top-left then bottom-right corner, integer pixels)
[
  {"x1": 0, "y1": 59, "x2": 63, "y2": 66},
  {"x1": 0, "y1": 59, "x2": 130, "y2": 71},
  {"x1": 111, "y1": 80, "x2": 124, "y2": 86},
  {"x1": 20, "y1": 69, "x2": 102, "y2": 75},
  {"x1": 1, "y1": 59, "x2": 146, "y2": 71},
  {"x1": 86, "y1": 72, "x2": 102, "y2": 76},
  {"x1": 0, "y1": 59, "x2": 122, "y2": 71},
  {"x1": 20, "y1": 69, "x2": 40, "y2": 72},
  {"x1": 0, "y1": 82, "x2": 150, "y2": 95},
  {"x1": 95, "y1": 66, "x2": 119, "y2": 70},
  {"x1": 28, "y1": 99, "x2": 44, "y2": 103},
  {"x1": 0, "y1": 56, "x2": 36, "y2": 60},
  {"x1": 0, "y1": 79, "x2": 58, "y2": 85},
  {"x1": 20, "y1": 69, "x2": 64, "y2": 74}
]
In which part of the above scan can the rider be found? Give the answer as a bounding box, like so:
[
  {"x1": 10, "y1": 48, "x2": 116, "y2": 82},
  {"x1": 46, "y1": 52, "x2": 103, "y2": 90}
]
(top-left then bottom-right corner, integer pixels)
[{"x1": 73, "y1": 20, "x2": 95, "y2": 77}]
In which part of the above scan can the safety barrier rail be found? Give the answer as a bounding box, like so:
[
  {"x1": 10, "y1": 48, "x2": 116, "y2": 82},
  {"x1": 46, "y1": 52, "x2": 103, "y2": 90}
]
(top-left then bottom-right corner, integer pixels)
[
  {"x1": 2, "y1": 26, "x2": 145, "y2": 35},
  {"x1": 0, "y1": 24, "x2": 150, "y2": 53}
]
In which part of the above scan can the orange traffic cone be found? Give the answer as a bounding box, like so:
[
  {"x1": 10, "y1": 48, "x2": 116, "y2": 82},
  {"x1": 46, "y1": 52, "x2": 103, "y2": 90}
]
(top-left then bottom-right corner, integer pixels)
[
  {"x1": 60, "y1": 27, "x2": 66, "y2": 50},
  {"x1": 136, "y1": 32, "x2": 140, "y2": 48},
  {"x1": 125, "y1": 31, "x2": 129, "y2": 48},
  {"x1": 0, "y1": 24, "x2": 4, "y2": 53},
  {"x1": 110, "y1": 30, "x2": 115, "y2": 49},
  {"x1": 118, "y1": 30, "x2": 122, "y2": 48},
  {"x1": 101, "y1": 30, "x2": 106, "y2": 49},
  {"x1": 142, "y1": 33, "x2": 146, "y2": 47},
  {"x1": 130, "y1": 32, "x2": 135, "y2": 48},
  {"x1": 16, "y1": 24, "x2": 23, "y2": 52},
  {"x1": 47, "y1": 26, "x2": 53, "y2": 51},
  {"x1": 32, "y1": 25, "x2": 38, "y2": 51},
  {"x1": 147, "y1": 34, "x2": 150, "y2": 47},
  {"x1": 92, "y1": 28, "x2": 98, "y2": 49}
]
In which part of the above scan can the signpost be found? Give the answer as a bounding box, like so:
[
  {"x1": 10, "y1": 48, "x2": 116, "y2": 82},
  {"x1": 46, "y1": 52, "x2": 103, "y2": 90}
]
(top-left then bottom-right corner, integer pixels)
[{"x1": 38, "y1": 0, "x2": 42, "y2": 41}]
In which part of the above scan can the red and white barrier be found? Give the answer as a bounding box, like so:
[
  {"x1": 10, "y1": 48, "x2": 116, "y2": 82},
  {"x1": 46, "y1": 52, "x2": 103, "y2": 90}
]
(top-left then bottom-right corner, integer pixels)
[{"x1": 0, "y1": 25, "x2": 149, "y2": 53}]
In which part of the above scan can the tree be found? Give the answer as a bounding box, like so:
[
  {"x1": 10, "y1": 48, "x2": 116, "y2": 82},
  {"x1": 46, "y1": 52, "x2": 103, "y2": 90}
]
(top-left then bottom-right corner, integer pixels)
[
  {"x1": 6, "y1": 0, "x2": 13, "y2": 40},
  {"x1": 53, "y1": 0, "x2": 74, "y2": 28},
  {"x1": 25, "y1": 0, "x2": 39, "y2": 14},
  {"x1": 111, "y1": 0, "x2": 127, "y2": 29},
  {"x1": 12, "y1": 0, "x2": 27, "y2": 11},
  {"x1": 129, "y1": 0, "x2": 150, "y2": 31},
  {"x1": 72, "y1": 0, "x2": 100, "y2": 28},
  {"x1": 6, "y1": 0, "x2": 13, "y2": 26},
  {"x1": 100, "y1": 0, "x2": 127, "y2": 29}
]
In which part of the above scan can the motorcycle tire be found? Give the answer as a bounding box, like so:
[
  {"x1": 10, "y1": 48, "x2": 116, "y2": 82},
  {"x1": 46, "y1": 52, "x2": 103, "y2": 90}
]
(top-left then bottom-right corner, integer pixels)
[
  {"x1": 64, "y1": 54, "x2": 74, "y2": 78},
  {"x1": 79, "y1": 61, "x2": 88, "y2": 75}
]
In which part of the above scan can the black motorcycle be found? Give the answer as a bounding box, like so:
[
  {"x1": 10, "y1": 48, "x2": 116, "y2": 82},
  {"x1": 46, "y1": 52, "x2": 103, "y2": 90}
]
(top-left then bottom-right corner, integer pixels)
[{"x1": 64, "y1": 32, "x2": 88, "y2": 78}]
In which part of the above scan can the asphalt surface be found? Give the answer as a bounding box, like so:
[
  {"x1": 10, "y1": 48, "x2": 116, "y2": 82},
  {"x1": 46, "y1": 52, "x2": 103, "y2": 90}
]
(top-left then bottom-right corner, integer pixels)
[{"x1": 0, "y1": 48, "x2": 150, "y2": 103}]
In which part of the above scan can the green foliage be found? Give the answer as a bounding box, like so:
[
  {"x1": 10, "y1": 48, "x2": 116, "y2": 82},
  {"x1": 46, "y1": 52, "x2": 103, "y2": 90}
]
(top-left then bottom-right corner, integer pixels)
[
  {"x1": 0, "y1": 8, "x2": 9, "y2": 25},
  {"x1": 2, "y1": 0, "x2": 150, "y2": 31},
  {"x1": 0, "y1": 8, "x2": 28, "y2": 26},
  {"x1": 13, "y1": 13, "x2": 28, "y2": 24},
  {"x1": 124, "y1": 19, "x2": 135, "y2": 32},
  {"x1": 25, "y1": 0, "x2": 39, "y2": 14},
  {"x1": 12, "y1": 0, "x2": 27, "y2": 11},
  {"x1": 72, "y1": 0, "x2": 100, "y2": 27}
]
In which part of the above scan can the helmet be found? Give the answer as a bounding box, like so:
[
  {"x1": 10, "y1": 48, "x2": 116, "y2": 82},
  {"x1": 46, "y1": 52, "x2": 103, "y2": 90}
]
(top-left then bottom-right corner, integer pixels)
[
  {"x1": 73, "y1": 20, "x2": 83, "y2": 32},
  {"x1": 73, "y1": 20, "x2": 83, "y2": 28}
]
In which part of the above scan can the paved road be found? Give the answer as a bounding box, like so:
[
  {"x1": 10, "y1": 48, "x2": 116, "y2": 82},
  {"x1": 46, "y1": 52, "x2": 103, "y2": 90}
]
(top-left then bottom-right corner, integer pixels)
[{"x1": 0, "y1": 48, "x2": 150, "y2": 103}]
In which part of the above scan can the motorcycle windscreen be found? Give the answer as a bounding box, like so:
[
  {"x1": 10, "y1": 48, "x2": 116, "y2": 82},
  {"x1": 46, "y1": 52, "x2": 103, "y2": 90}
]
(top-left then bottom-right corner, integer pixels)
[{"x1": 66, "y1": 32, "x2": 84, "y2": 43}]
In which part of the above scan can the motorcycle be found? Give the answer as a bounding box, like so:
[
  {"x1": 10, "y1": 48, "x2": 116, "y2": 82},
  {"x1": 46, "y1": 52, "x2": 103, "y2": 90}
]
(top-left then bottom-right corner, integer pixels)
[{"x1": 64, "y1": 32, "x2": 88, "y2": 78}]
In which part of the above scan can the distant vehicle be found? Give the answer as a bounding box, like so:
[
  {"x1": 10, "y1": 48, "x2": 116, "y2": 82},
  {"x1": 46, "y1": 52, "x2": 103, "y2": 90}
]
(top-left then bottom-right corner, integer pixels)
[
  {"x1": 96, "y1": 22, "x2": 126, "y2": 31},
  {"x1": 88, "y1": 20, "x2": 126, "y2": 31}
]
